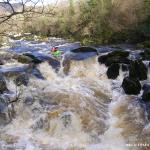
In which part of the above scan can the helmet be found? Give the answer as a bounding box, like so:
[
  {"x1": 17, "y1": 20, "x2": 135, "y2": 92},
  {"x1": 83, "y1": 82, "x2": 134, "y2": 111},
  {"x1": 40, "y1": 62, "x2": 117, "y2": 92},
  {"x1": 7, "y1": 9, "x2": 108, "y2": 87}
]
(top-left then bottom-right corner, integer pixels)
[{"x1": 51, "y1": 47, "x2": 58, "y2": 52}]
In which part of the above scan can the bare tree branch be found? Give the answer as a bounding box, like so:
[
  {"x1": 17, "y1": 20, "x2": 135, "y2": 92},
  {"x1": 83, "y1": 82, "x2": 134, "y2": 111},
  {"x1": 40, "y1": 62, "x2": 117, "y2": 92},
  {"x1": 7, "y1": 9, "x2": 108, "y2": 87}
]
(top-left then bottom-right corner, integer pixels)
[{"x1": 0, "y1": 0, "x2": 57, "y2": 25}]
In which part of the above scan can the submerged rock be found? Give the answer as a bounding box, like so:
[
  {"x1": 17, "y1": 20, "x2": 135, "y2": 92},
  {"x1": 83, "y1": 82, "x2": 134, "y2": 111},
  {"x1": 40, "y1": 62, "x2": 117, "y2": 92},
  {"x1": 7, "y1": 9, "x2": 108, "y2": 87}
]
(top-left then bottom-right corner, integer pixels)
[
  {"x1": 98, "y1": 50, "x2": 130, "y2": 66},
  {"x1": 0, "y1": 74, "x2": 8, "y2": 94},
  {"x1": 14, "y1": 73, "x2": 29, "y2": 86},
  {"x1": 129, "y1": 60, "x2": 148, "y2": 80},
  {"x1": 122, "y1": 77, "x2": 141, "y2": 95},
  {"x1": 107, "y1": 63, "x2": 120, "y2": 79},
  {"x1": 71, "y1": 46, "x2": 98, "y2": 53}
]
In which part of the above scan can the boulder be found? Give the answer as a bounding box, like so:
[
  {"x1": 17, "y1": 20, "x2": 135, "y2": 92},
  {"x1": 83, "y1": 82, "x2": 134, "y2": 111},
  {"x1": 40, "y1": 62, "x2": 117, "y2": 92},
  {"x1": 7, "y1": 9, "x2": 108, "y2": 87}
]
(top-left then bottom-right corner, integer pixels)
[
  {"x1": 71, "y1": 46, "x2": 98, "y2": 53},
  {"x1": 140, "y1": 49, "x2": 150, "y2": 60},
  {"x1": 107, "y1": 63, "x2": 120, "y2": 79},
  {"x1": 17, "y1": 55, "x2": 33, "y2": 64},
  {"x1": 98, "y1": 50, "x2": 130, "y2": 66},
  {"x1": 14, "y1": 73, "x2": 29, "y2": 86},
  {"x1": 122, "y1": 77, "x2": 141, "y2": 95},
  {"x1": 0, "y1": 74, "x2": 8, "y2": 94},
  {"x1": 129, "y1": 60, "x2": 148, "y2": 80},
  {"x1": 142, "y1": 90, "x2": 150, "y2": 102}
]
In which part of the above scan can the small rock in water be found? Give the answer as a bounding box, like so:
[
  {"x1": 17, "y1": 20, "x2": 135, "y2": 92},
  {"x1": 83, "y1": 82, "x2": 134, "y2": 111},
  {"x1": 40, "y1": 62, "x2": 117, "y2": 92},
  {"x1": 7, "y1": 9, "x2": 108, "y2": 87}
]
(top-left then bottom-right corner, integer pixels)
[
  {"x1": 14, "y1": 73, "x2": 29, "y2": 86},
  {"x1": 107, "y1": 63, "x2": 120, "y2": 79},
  {"x1": 0, "y1": 74, "x2": 8, "y2": 94},
  {"x1": 122, "y1": 77, "x2": 141, "y2": 95}
]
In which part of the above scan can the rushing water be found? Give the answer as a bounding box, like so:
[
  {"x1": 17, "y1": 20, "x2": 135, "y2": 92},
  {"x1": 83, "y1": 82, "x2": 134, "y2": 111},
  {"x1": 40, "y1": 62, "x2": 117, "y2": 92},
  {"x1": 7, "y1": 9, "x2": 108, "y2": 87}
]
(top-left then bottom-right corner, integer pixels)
[{"x1": 0, "y1": 38, "x2": 150, "y2": 150}]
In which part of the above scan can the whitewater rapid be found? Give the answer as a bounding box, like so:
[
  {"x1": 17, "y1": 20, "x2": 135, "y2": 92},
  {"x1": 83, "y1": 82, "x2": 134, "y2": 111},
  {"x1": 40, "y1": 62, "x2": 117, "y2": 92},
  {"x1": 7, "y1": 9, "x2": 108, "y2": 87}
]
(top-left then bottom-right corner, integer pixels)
[{"x1": 0, "y1": 54, "x2": 149, "y2": 150}]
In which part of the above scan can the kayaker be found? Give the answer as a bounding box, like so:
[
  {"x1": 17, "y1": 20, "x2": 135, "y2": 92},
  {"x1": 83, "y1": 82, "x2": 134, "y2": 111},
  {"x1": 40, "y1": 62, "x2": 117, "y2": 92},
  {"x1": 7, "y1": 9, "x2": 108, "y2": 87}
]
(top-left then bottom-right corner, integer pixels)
[{"x1": 51, "y1": 47, "x2": 62, "y2": 58}]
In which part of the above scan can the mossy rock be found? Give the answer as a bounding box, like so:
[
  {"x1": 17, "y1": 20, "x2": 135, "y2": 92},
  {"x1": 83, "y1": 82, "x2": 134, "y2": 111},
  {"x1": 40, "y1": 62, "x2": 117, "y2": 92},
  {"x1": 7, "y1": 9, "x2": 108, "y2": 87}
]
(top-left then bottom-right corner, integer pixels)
[{"x1": 17, "y1": 55, "x2": 33, "y2": 64}]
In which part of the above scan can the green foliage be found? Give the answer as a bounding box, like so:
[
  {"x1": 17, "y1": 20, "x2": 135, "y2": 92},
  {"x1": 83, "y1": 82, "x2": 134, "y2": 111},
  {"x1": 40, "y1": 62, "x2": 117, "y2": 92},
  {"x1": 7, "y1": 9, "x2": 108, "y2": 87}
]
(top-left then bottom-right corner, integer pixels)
[{"x1": 22, "y1": 0, "x2": 150, "y2": 45}]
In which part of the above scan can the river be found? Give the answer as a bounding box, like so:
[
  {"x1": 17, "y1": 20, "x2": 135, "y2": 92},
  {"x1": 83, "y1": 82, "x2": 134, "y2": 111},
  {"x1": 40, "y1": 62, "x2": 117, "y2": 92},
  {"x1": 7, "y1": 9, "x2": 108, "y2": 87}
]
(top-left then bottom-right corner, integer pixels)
[{"x1": 0, "y1": 37, "x2": 149, "y2": 150}]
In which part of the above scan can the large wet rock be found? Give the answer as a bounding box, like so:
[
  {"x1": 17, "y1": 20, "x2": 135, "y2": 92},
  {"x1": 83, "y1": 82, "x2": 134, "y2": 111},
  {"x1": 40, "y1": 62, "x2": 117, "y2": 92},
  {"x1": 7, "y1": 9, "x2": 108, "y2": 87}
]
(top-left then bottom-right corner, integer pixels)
[
  {"x1": 71, "y1": 46, "x2": 98, "y2": 53},
  {"x1": 0, "y1": 74, "x2": 8, "y2": 94},
  {"x1": 17, "y1": 55, "x2": 33, "y2": 64},
  {"x1": 129, "y1": 60, "x2": 148, "y2": 80},
  {"x1": 14, "y1": 73, "x2": 29, "y2": 86},
  {"x1": 23, "y1": 53, "x2": 60, "y2": 69},
  {"x1": 107, "y1": 63, "x2": 120, "y2": 79},
  {"x1": 98, "y1": 50, "x2": 130, "y2": 66},
  {"x1": 140, "y1": 49, "x2": 150, "y2": 60},
  {"x1": 122, "y1": 77, "x2": 141, "y2": 95}
]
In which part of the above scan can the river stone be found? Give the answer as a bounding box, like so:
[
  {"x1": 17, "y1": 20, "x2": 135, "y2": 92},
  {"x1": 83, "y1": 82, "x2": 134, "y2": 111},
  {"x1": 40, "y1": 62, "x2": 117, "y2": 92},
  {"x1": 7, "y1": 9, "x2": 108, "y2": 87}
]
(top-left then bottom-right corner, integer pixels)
[
  {"x1": 14, "y1": 73, "x2": 29, "y2": 86},
  {"x1": 129, "y1": 60, "x2": 148, "y2": 80},
  {"x1": 0, "y1": 74, "x2": 8, "y2": 94},
  {"x1": 107, "y1": 63, "x2": 120, "y2": 79},
  {"x1": 98, "y1": 50, "x2": 130, "y2": 66},
  {"x1": 17, "y1": 55, "x2": 33, "y2": 64},
  {"x1": 122, "y1": 77, "x2": 141, "y2": 95}
]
